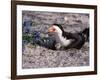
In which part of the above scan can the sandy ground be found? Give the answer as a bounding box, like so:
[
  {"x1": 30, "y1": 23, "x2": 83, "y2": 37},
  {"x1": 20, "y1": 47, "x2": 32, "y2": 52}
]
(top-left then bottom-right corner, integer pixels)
[{"x1": 22, "y1": 11, "x2": 89, "y2": 69}]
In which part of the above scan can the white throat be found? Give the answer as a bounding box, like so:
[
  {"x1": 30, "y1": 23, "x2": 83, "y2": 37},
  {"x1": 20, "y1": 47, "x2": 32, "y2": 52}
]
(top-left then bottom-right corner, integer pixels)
[
  {"x1": 57, "y1": 33, "x2": 72, "y2": 47},
  {"x1": 53, "y1": 25, "x2": 72, "y2": 47}
]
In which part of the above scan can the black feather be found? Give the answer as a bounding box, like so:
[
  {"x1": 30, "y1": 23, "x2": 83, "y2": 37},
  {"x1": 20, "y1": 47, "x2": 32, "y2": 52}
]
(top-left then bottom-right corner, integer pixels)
[
  {"x1": 82, "y1": 28, "x2": 89, "y2": 41},
  {"x1": 53, "y1": 24, "x2": 89, "y2": 49}
]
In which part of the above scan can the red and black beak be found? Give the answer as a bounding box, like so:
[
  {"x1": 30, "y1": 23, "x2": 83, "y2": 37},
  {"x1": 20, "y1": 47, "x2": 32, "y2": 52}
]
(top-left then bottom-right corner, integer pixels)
[{"x1": 48, "y1": 26, "x2": 56, "y2": 32}]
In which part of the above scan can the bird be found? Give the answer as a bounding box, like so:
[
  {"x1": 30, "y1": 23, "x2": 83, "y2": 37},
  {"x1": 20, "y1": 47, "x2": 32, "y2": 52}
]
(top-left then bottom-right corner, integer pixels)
[{"x1": 48, "y1": 24, "x2": 89, "y2": 49}]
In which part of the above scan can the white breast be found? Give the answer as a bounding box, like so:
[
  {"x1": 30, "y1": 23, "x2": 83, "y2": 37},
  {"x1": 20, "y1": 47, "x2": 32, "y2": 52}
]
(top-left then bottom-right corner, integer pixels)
[
  {"x1": 58, "y1": 34, "x2": 72, "y2": 47},
  {"x1": 52, "y1": 25, "x2": 72, "y2": 47}
]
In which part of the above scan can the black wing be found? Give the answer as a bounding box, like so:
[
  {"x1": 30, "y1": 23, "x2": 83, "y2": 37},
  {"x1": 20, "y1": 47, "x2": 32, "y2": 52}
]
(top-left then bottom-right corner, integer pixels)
[{"x1": 63, "y1": 32, "x2": 85, "y2": 49}]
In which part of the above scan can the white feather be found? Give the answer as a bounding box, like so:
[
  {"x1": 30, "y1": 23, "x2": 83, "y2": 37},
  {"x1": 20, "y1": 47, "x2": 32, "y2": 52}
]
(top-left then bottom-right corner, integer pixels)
[
  {"x1": 53, "y1": 25, "x2": 72, "y2": 47},
  {"x1": 58, "y1": 34, "x2": 72, "y2": 46}
]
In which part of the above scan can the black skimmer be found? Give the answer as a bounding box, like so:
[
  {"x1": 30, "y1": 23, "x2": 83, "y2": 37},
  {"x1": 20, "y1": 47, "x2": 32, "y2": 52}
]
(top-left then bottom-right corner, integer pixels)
[{"x1": 48, "y1": 24, "x2": 89, "y2": 49}]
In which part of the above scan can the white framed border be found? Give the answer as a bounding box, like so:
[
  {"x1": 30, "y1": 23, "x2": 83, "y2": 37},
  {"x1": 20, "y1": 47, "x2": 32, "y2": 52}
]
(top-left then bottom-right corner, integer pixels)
[{"x1": 17, "y1": 5, "x2": 94, "y2": 75}]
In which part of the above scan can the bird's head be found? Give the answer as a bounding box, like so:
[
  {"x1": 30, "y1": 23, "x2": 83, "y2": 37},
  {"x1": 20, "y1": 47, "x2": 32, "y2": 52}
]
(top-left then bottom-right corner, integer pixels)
[{"x1": 48, "y1": 24, "x2": 64, "y2": 34}]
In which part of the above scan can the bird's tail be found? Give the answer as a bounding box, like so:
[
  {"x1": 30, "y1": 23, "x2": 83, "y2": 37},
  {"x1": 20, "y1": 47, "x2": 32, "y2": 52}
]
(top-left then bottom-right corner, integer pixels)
[{"x1": 82, "y1": 28, "x2": 89, "y2": 41}]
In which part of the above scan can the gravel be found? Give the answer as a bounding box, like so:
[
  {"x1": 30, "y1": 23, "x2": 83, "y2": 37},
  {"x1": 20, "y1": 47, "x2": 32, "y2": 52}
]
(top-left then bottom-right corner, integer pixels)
[{"x1": 22, "y1": 11, "x2": 89, "y2": 69}]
